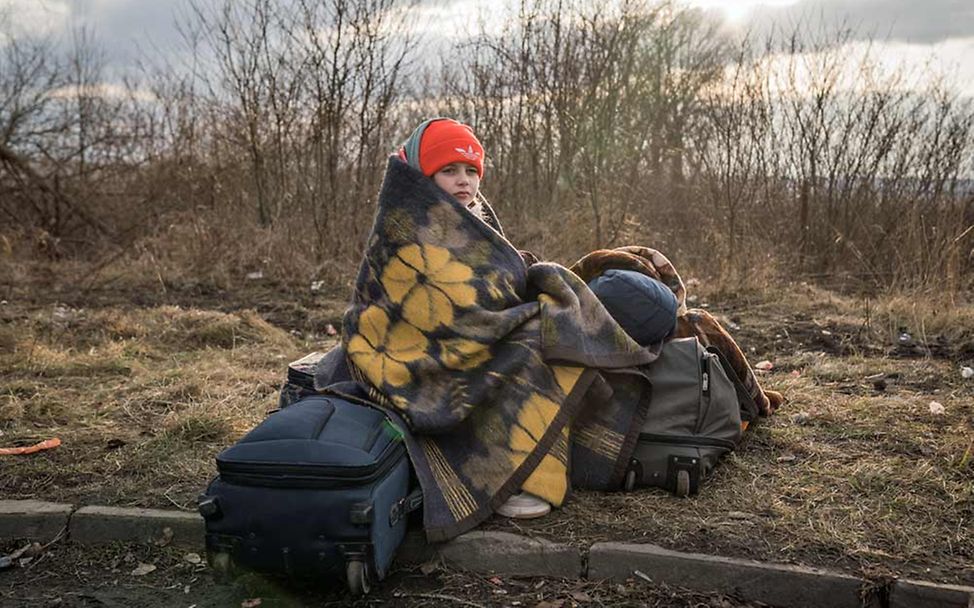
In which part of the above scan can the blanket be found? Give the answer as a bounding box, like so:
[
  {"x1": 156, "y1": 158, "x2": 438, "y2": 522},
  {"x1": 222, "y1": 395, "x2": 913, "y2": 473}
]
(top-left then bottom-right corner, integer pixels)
[{"x1": 342, "y1": 157, "x2": 656, "y2": 541}]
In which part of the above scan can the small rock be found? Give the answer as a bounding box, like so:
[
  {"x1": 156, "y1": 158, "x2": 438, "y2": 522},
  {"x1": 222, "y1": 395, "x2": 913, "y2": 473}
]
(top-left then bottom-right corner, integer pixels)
[
  {"x1": 310, "y1": 280, "x2": 325, "y2": 292},
  {"x1": 754, "y1": 360, "x2": 774, "y2": 371},
  {"x1": 961, "y1": 366, "x2": 974, "y2": 379},
  {"x1": 570, "y1": 591, "x2": 592, "y2": 602},
  {"x1": 791, "y1": 412, "x2": 811, "y2": 425},
  {"x1": 154, "y1": 527, "x2": 174, "y2": 547},
  {"x1": 183, "y1": 553, "x2": 202, "y2": 565},
  {"x1": 821, "y1": 329, "x2": 832, "y2": 336},
  {"x1": 898, "y1": 332, "x2": 913, "y2": 346},
  {"x1": 245, "y1": 271, "x2": 264, "y2": 281},
  {"x1": 725, "y1": 511, "x2": 755, "y2": 520},
  {"x1": 776, "y1": 455, "x2": 797, "y2": 463},
  {"x1": 241, "y1": 599, "x2": 262, "y2": 608},
  {"x1": 130, "y1": 563, "x2": 156, "y2": 576},
  {"x1": 928, "y1": 401, "x2": 945, "y2": 415}
]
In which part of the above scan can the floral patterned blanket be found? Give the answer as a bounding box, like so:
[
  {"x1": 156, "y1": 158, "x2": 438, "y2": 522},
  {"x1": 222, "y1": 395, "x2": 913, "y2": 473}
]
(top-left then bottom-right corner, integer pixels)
[{"x1": 342, "y1": 157, "x2": 656, "y2": 541}]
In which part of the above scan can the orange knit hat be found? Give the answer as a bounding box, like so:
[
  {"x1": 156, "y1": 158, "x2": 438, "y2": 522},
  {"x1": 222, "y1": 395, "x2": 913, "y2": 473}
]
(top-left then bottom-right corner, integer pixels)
[{"x1": 399, "y1": 118, "x2": 484, "y2": 177}]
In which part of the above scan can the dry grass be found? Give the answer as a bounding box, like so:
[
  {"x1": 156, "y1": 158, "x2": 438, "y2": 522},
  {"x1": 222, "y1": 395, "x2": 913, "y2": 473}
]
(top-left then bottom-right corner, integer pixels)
[
  {"x1": 0, "y1": 301, "x2": 336, "y2": 510},
  {"x1": 1, "y1": 277, "x2": 971, "y2": 587}
]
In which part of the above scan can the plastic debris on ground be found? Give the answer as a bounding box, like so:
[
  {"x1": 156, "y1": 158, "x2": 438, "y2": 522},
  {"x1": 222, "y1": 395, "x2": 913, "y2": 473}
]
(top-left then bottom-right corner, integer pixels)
[{"x1": 0, "y1": 437, "x2": 61, "y2": 456}]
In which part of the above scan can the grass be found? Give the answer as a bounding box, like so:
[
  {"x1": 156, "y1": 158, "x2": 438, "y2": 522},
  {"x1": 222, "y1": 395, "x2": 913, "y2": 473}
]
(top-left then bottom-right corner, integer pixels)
[
  {"x1": 1, "y1": 274, "x2": 972, "y2": 587},
  {"x1": 0, "y1": 301, "x2": 326, "y2": 510}
]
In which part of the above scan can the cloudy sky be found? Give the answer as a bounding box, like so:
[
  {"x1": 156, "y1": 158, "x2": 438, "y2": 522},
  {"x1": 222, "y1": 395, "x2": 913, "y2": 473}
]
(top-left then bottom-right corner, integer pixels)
[{"x1": 4, "y1": 0, "x2": 974, "y2": 96}]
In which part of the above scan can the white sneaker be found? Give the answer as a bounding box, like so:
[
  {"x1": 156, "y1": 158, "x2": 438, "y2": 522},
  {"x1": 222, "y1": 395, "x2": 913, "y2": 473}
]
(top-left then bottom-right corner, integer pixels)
[{"x1": 496, "y1": 492, "x2": 551, "y2": 519}]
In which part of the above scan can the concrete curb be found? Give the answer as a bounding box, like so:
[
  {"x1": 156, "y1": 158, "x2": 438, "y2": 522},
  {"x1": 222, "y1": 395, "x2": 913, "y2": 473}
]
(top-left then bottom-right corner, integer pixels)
[
  {"x1": 2, "y1": 500, "x2": 972, "y2": 608},
  {"x1": 0, "y1": 500, "x2": 72, "y2": 542},
  {"x1": 589, "y1": 541, "x2": 881, "y2": 608},
  {"x1": 890, "y1": 579, "x2": 974, "y2": 608},
  {"x1": 71, "y1": 506, "x2": 204, "y2": 547},
  {"x1": 437, "y1": 530, "x2": 582, "y2": 579}
]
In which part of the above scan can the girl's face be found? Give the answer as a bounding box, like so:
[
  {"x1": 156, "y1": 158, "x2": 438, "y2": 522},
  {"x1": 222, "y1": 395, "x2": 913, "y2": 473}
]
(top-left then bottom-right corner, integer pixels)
[{"x1": 433, "y1": 162, "x2": 480, "y2": 205}]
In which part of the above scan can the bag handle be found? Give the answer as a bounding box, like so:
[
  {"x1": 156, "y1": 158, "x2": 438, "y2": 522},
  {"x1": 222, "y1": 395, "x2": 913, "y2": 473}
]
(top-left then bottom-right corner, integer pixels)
[{"x1": 390, "y1": 488, "x2": 424, "y2": 526}]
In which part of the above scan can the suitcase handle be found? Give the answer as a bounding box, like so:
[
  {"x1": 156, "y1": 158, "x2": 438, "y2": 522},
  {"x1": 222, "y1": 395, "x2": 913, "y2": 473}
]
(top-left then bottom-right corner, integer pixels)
[{"x1": 389, "y1": 488, "x2": 423, "y2": 526}]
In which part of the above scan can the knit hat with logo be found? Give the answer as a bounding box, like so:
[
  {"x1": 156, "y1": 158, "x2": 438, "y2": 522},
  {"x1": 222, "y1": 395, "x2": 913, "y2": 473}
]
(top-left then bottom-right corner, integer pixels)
[{"x1": 398, "y1": 118, "x2": 484, "y2": 177}]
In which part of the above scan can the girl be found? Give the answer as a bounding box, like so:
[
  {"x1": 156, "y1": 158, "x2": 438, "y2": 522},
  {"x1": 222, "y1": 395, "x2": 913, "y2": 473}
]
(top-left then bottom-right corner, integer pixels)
[
  {"x1": 382, "y1": 117, "x2": 783, "y2": 521},
  {"x1": 396, "y1": 117, "x2": 552, "y2": 518}
]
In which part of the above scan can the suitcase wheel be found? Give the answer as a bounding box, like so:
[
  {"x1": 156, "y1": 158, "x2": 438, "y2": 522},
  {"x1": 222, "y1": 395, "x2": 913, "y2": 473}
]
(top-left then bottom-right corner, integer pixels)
[
  {"x1": 209, "y1": 551, "x2": 234, "y2": 583},
  {"x1": 675, "y1": 469, "x2": 690, "y2": 497},
  {"x1": 346, "y1": 559, "x2": 371, "y2": 596}
]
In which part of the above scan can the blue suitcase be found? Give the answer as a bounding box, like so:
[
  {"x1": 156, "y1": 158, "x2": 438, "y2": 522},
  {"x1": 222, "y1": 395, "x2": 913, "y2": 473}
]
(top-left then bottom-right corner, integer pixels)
[{"x1": 198, "y1": 395, "x2": 420, "y2": 595}]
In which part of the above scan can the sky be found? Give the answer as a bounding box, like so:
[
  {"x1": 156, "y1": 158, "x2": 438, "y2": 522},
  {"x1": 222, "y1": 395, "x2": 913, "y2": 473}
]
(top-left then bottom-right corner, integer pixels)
[{"x1": 3, "y1": 0, "x2": 973, "y2": 97}]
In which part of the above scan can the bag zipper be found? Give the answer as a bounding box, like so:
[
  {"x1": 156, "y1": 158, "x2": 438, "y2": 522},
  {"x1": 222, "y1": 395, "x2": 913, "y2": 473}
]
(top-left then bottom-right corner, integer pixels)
[
  {"x1": 694, "y1": 354, "x2": 718, "y2": 435},
  {"x1": 218, "y1": 440, "x2": 405, "y2": 489},
  {"x1": 638, "y1": 432, "x2": 736, "y2": 450}
]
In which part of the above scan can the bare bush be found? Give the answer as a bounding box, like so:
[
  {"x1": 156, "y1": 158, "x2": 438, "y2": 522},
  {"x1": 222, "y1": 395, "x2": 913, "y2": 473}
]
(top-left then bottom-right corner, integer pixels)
[{"x1": 0, "y1": 0, "x2": 971, "y2": 294}]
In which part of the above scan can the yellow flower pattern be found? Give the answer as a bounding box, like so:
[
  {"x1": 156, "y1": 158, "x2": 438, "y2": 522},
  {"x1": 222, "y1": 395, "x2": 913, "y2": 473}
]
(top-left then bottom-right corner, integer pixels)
[
  {"x1": 438, "y1": 337, "x2": 492, "y2": 371},
  {"x1": 381, "y1": 244, "x2": 478, "y2": 331},
  {"x1": 507, "y1": 390, "x2": 568, "y2": 506},
  {"x1": 347, "y1": 306, "x2": 428, "y2": 388}
]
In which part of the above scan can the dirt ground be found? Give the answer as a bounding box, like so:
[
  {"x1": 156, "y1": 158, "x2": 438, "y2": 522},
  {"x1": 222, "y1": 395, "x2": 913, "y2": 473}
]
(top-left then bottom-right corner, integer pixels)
[
  {"x1": 2, "y1": 268, "x2": 972, "y2": 593},
  {"x1": 0, "y1": 541, "x2": 765, "y2": 608}
]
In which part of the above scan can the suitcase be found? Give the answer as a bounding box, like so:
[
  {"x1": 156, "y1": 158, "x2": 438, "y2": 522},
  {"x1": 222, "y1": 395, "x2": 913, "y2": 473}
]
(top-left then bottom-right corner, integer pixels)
[
  {"x1": 198, "y1": 394, "x2": 420, "y2": 594},
  {"x1": 623, "y1": 338, "x2": 757, "y2": 496}
]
